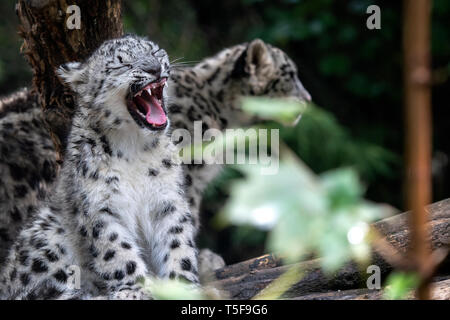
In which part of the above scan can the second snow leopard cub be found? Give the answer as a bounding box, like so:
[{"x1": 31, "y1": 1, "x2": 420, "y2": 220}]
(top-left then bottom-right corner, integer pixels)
[{"x1": 0, "y1": 35, "x2": 198, "y2": 299}]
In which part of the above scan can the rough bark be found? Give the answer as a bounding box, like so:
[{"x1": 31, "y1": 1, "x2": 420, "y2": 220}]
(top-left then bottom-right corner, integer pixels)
[
  {"x1": 16, "y1": 0, "x2": 123, "y2": 161},
  {"x1": 288, "y1": 277, "x2": 450, "y2": 300},
  {"x1": 208, "y1": 199, "x2": 450, "y2": 299}
]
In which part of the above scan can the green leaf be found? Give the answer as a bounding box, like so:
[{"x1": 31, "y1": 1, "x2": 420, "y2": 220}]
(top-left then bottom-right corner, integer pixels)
[
  {"x1": 140, "y1": 277, "x2": 205, "y2": 300},
  {"x1": 321, "y1": 168, "x2": 364, "y2": 211},
  {"x1": 384, "y1": 272, "x2": 420, "y2": 300},
  {"x1": 241, "y1": 97, "x2": 308, "y2": 126}
]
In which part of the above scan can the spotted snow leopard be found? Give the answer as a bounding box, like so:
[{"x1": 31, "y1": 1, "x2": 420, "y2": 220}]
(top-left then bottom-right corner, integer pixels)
[
  {"x1": 0, "y1": 39, "x2": 311, "y2": 274},
  {"x1": 0, "y1": 35, "x2": 200, "y2": 299}
]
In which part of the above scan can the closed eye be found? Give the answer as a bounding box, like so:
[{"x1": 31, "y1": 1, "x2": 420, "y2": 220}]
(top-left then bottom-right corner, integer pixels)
[
  {"x1": 108, "y1": 63, "x2": 133, "y2": 71},
  {"x1": 152, "y1": 48, "x2": 163, "y2": 55}
]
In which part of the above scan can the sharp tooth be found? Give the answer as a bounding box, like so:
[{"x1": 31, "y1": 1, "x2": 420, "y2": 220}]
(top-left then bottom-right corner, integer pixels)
[{"x1": 146, "y1": 88, "x2": 152, "y2": 96}]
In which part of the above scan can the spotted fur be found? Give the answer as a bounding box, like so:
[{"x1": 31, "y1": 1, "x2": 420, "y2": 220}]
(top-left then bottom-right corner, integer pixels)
[
  {"x1": 0, "y1": 39, "x2": 310, "y2": 276},
  {"x1": 0, "y1": 35, "x2": 199, "y2": 299},
  {"x1": 0, "y1": 89, "x2": 58, "y2": 265}
]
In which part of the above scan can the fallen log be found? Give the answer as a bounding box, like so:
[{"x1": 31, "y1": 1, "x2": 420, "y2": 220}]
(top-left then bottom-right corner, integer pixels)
[
  {"x1": 289, "y1": 277, "x2": 450, "y2": 300},
  {"x1": 208, "y1": 199, "x2": 450, "y2": 299},
  {"x1": 214, "y1": 253, "x2": 283, "y2": 281}
]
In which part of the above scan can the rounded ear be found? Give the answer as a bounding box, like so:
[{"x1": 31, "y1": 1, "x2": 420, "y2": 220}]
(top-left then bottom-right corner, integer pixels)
[
  {"x1": 56, "y1": 62, "x2": 85, "y2": 91},
  {"x1": 245, "y1": 39, "x2": 276, "y2": 93},
  {"x1": 245, "y1": 39, "x2": 275, "y2": 77}
]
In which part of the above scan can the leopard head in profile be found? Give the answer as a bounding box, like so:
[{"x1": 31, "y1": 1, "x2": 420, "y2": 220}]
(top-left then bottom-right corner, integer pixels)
[{"x1": 231, "y1": 39, "x2": 311, "y2": 104}]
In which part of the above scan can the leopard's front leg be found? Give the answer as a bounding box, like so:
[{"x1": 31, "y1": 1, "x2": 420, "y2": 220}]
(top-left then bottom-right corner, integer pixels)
[
  {"x1": 79, "y1": 210, "x2": 150, "y2": 299},
  {"x1": 151, "y1": 199, "x2": 199, "y2": 284}
]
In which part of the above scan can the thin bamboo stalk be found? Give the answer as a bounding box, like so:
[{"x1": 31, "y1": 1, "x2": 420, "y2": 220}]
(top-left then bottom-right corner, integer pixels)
[{"x1": 403, "y1": 0, "x2": 433, "y2": 300}]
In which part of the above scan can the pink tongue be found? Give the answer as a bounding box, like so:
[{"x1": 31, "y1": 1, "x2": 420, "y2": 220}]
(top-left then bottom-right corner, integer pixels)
[
  {"x1": 135, "y1": 95, "x2": 167, "y2": 126},
  {"x1": 146, "y1": 95, "x2": 167, "y2": 126}
]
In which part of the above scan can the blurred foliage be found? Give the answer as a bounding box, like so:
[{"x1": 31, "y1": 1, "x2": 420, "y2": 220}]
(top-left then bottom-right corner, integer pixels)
[
  {"x1": 241, "y1": 96, "x2": 306, "y2": 126},
  {"x1": 140, "y1": 277, "x2": 205, "y2": 300},
  {"x1": 123, "y1": 0, "x2": 209, "y2": 63},
  {"x1": 383, "y1": 272, "x2": 420, "y2": 300}
]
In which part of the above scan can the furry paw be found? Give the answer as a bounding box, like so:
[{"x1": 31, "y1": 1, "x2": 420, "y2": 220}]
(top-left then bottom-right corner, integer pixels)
[
  {"x1": 109, "y1": 288, "x2": 151, "y2": 300},
  {"x1": 198, "y1": 249, "x2": 225, "y2": 283}
]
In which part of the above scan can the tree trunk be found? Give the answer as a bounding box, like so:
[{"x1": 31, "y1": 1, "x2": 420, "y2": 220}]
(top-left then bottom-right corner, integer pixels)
[{"x1": 16, "y1": 0, "x2": 123, "y2": 162}]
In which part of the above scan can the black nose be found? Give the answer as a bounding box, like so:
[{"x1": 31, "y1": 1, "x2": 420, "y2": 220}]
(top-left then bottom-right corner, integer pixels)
[{"x1": 142, "y1": 62, "x2": 161, "y2": 76}]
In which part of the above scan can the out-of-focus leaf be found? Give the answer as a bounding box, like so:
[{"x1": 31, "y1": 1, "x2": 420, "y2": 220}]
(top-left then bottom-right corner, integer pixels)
[
  {"x1": 384, "y1": 272, "x2": 420, "y2": 300},
  {"x1": 321, "y1": 168, "x2": 364, "y2": 210},
  {"x1": 222, "y1": 156, "x2": 320, "y2": 232},
  {"x1": 241, "y1": 97, "x2": 308, "y2": 126},
  {"x1": 140, "y1": 277, "x2": 205, "y2": 300},
  {"x1": 253, "y1": 264, "x2": 305, "y2": 300}
]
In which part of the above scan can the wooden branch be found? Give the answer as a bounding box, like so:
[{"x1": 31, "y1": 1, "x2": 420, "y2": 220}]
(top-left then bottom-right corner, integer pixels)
[
  {"x1": 208, "y1": 199, "x2": 450, "y2": 299},
  {"x1": 16, "y1": 0, "x2": 123, "y2": 161}
]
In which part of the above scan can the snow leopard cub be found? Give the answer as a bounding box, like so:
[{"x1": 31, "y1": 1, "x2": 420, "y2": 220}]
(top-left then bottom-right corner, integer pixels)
[{"x1": 0, "y1": 34, "x2": 198, "y2": 299}]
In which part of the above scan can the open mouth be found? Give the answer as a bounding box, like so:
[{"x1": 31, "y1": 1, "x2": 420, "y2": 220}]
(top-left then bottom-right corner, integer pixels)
[{"x1": 127, "y1": 78, "x2": 168, "y2": 130}]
